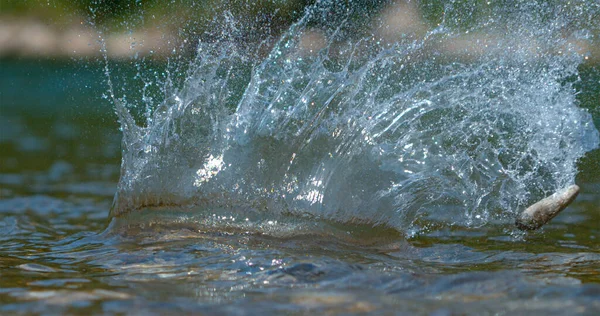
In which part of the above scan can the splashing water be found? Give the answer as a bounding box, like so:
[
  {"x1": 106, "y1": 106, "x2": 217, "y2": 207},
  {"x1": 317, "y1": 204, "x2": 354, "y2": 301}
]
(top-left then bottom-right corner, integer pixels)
[{"x1": 109, "y1": 0, "x2": 599, "y2": 237}]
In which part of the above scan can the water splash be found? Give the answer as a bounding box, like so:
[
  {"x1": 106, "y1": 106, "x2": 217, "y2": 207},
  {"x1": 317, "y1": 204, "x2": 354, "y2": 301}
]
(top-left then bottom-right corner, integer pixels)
[{"x1": 109, "y1": 0, "x2": 599, "y2": 236}]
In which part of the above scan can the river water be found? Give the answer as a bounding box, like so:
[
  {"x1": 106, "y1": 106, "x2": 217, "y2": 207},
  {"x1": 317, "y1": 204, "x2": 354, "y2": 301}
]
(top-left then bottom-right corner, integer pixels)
[{"x1": 2, "y1": 1, "x2": 600, "y2": 314}]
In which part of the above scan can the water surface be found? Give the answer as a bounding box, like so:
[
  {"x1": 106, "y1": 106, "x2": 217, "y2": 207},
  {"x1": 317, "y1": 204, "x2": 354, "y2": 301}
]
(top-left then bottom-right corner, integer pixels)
[{"x1": 2, "y1": 1, "x2": 600, "y2": 314}]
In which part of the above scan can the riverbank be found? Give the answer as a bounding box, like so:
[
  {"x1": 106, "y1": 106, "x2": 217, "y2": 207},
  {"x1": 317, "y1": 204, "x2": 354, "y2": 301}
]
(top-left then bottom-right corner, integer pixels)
[
  {"x1": 1, "y1": 14, "x2": 599, "y2": 64},
  {"x1": 0, "y1": 17, "x2": 182, "y2": 59}
]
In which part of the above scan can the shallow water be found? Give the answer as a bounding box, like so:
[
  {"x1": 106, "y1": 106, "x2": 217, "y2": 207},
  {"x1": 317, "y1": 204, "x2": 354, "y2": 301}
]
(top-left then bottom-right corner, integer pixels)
[
  {"x1": 1, "y1": 58, "x2": 599, "y2": 315},
  {"x1": 2, "y1": 1, "x2": 600, "y2": 314}
]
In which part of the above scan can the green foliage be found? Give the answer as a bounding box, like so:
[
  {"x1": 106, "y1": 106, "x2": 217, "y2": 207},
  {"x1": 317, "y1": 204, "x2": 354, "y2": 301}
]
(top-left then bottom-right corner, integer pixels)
[{"x1": 0, "y1": 0, "x2": 315, "y2": 30}]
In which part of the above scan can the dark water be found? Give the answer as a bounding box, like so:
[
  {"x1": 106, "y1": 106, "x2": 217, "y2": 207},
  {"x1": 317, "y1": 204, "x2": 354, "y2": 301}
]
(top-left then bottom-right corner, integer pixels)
[
  {"x1": 2, "y1": 1, "x2": 600, "y2": 314},
  {"x1": 0, "y1": 57, "x2": 599, "y2": 315}
]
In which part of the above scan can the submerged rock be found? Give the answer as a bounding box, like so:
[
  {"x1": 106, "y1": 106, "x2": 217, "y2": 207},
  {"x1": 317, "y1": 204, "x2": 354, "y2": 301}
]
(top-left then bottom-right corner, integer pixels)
[{"x1": 515, "y1": 185, "x2": 580, "y2": 230}]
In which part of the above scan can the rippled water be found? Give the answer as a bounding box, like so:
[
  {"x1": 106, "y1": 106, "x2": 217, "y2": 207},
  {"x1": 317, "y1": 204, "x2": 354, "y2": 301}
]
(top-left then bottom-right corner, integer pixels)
[{"x1": 2, "y1": 1, "x2": 600, "y2": 314}]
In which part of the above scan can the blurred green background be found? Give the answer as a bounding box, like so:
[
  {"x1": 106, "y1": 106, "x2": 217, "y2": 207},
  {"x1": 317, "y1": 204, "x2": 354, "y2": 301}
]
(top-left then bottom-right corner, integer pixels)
[
  {"x1": 2, "y1": 1, "x2": 598, "y2": 60},
  {"x1": 1, "y1": 0, "x2": 313, "y2": 26}
]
